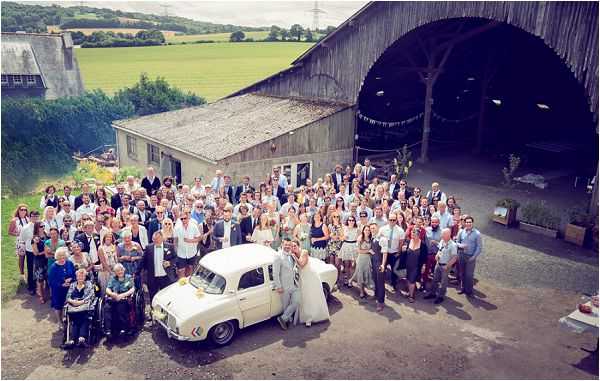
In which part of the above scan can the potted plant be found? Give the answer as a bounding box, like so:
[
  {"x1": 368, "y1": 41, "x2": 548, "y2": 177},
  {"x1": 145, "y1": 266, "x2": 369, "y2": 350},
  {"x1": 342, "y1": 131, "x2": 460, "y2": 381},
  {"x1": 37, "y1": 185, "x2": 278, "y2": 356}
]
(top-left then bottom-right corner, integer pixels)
[
  {"x1": 493, "y1": 198, "x2": 520, "y2": 227},
  {"x1": 564, "y1": 205, "x2": 595, "y2": 246},
  {"x1": 518, "y1": 200, "x2": 560, "y2": 238}
]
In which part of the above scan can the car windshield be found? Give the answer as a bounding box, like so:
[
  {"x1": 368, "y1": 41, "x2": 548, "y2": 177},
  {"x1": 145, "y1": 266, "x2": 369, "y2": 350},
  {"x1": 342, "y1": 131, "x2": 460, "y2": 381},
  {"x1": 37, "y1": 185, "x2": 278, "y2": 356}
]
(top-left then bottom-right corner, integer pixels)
[{"x1": 189, "y1": 264, "x2": 226, "y2": 294}]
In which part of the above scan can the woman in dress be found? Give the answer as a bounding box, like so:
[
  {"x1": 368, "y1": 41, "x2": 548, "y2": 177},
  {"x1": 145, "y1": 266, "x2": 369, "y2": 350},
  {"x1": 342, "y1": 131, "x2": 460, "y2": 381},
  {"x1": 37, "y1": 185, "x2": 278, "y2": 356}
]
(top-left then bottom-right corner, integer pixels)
[
  {"x1": 281, "y1": 207, "x2": 299, "y2": 242},
  {"x1": 403, "y1": 226, "x2": 427, "y2": 303},
  {"x1": 323, "y1": 174, "x2": 335, "y2": 194},
  {"x1": 326, "y1": 213, "x2": 344, "y2": 287},
  {"x1": 48, "y1": 247, "x2": 76, "y2": 328},
  {"x1": 161, "y1": 217, "x2": 178, "y2": 247},
  {"x1": 64, "y1": 268, "x2": 94, "y2": 347},
  {"x1": 117, "y1": 231, "x2": 143, "y2": 287},
  {"x1": 8, "y1": 204, "x2": 29, "y2": 282},
  {"x1": 68, "y1": 241, "x2": 93, "y2": 275},
  {"x1": 315, "y1": 187, "x2": 326, "y2": 207},
  {"x1": 339, "y1": 215, "x2": 358, "y2": 287},
  {"x1": 251, "y1": 214, "x2": 274, "y2": 247},
  {"x1": 447, "y1": 196, "x2": 459, "y2": 214},
  {"x1": 266, "y1": 201, "x2": 281, "y2": 250},
  {"x1": 98, "y1": 233, "x2": 119, "y2": 294},
  {"x1": 31, "y1": 222, "x2": 49, "y2": 304},
  {"x1": 40, "y1": 185, "x2": 60, "y2": 210},
  {"x1": 349, "y1": 225, "x2": 373, "y2": 298},
  {"x1": 309, "y1": 212, "x2": 329, "y2": 261},
  {"x1": 44, "y1": 227, "x2": 65, "y2": 272},
  {"x1": 293, "y1": 213, "x2": 311, "y2": 253},
  {"x1": 95, "y1": 198, "x2": 115, "y2": 218},
  {"x1": 42, "y1": 206, "x2": 59, "y2": 234},
  {"x1": 294, "y1": 248, "x2": 330, "y2": 327}
]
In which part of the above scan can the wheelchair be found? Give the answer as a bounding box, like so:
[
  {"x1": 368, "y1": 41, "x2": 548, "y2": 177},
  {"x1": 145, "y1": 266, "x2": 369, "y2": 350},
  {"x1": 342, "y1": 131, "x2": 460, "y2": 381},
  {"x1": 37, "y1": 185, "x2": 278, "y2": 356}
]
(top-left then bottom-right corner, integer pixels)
[
  {"x1": 99, "y1": 285, "x2": 145, "y2": 339},
  {"x1": 61, "y1": 293, "x2": 102, "y2": 349}
]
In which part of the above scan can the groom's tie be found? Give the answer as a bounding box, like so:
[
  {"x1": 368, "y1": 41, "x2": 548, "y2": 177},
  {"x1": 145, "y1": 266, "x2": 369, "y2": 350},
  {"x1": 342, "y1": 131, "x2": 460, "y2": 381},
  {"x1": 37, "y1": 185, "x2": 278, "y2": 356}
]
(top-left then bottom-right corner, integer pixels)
[{"x1": 289, "y1": 255, "x2": 299, "y2": 287}]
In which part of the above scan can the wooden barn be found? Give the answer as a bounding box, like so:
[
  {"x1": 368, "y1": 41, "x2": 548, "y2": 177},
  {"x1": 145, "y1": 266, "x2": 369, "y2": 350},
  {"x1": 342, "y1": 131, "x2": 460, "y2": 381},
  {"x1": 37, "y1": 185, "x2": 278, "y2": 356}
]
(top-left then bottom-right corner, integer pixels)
[{"x1": 114, "y1": 1, "x2": 598, "y2": 210}]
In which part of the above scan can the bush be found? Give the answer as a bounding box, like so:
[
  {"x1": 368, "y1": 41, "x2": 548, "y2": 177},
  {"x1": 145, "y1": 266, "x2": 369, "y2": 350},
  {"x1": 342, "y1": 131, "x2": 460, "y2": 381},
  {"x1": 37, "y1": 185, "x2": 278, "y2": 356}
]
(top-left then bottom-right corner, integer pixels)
[
  {"x1": 567, "y1": 204, "x2": 596, "y2": 228},
  {"x1": 116, "y1": 166, "x2": 142, "y2": 184},
  {"x1": 496, "y1": 198, "x2": 520, "y2": 209},
  {"x1": 71, "y1": 160, "x2": 114, "y2": 186},
  {"x1": 520, "y1": 201, "x2": 560, "y2": 230}
]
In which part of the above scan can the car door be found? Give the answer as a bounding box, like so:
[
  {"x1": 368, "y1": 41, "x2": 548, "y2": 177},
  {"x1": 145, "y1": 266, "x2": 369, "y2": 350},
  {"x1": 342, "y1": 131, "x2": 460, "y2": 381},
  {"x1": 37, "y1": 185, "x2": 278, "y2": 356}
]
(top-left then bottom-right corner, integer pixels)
[
  {"x1": 236, "y1": 267, "x2": 271, "y2": 327},
  {"x1": 267, "y1": 264, "x2": 283, "y2": 317}
]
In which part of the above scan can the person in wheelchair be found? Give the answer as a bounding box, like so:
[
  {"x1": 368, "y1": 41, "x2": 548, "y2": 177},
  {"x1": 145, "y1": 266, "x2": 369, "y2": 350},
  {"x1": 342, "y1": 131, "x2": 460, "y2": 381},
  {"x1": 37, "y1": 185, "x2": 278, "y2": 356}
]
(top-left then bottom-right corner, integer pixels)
[
  {"x1": 64, "y1": 268, "x2": 95, "y2": 347},
  {"x1": 117, "y1": 231, "x2": 144, "y2": 290},
  {"x1": 105, "y1": 263, "x2": 136, "y2": 338}
]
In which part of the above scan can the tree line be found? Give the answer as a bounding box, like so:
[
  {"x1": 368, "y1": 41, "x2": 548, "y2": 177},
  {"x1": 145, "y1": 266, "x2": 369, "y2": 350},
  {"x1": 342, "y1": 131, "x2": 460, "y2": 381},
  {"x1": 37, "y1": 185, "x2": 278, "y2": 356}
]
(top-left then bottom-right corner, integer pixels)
[
  {"x1": 1, "y1": 74, "x2": 204, "y2": 194},
  {"x1": 230, "y1": 25, "x2": 336, "y2": 43},
  {"x1": 71, "y1": 30, "x2": 166, "y2": 48}
]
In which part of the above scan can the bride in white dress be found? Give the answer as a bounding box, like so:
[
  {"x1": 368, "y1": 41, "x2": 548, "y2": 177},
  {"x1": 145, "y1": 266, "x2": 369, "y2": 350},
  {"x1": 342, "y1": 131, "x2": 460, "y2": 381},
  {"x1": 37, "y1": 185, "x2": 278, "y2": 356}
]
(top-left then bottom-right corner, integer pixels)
[{"x1": 294, "y1": 249, "x2": 330, "y2": 327}]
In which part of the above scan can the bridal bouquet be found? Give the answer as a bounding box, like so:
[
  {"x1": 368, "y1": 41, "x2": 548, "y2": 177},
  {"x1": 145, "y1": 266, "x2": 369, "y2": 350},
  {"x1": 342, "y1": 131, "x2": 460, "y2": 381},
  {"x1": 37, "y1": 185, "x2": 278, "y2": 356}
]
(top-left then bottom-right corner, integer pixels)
[{"x1": 299, "y1": 232, "x2": 308, "y2": 241}]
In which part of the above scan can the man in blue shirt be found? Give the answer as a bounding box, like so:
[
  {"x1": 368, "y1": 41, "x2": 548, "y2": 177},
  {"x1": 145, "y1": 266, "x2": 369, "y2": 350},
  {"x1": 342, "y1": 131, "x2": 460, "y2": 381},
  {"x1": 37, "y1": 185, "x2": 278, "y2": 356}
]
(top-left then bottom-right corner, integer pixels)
[{"x1": 456, "y1": 215, "x2": 482, "y2": 297}]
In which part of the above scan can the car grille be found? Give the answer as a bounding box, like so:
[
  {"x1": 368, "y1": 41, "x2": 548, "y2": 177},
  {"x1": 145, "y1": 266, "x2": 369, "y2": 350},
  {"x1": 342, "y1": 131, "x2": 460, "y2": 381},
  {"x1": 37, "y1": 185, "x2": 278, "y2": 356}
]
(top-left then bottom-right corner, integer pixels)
[{"x1": 167, "y1": 312, "x2": 177, "y2": 331}]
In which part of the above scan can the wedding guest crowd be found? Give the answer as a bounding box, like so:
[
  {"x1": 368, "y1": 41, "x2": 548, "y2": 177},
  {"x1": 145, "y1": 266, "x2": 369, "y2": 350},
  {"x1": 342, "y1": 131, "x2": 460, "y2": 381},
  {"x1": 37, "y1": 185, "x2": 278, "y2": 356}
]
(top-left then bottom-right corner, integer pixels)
[{"x1": 12, "y1": 161, "x2": 483, "y2": 330}]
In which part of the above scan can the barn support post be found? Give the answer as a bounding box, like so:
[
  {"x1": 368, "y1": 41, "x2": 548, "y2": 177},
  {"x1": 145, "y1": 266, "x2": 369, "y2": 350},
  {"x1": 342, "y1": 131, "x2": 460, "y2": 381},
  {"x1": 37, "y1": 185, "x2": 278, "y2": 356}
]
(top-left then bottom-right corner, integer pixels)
[
  {"x1": 591, "y1": 162, "x2": 599, "y2": 215},
  {"x1": 475, "y1": 50, "x2": 498, "y2": 154}
]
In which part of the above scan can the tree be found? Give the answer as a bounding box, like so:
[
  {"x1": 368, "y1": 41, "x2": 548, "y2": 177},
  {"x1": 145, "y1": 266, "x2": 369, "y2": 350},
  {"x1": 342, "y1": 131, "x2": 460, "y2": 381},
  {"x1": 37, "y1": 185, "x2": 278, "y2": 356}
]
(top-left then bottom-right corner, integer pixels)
[
  {"x1": 305, "y1": 28, "x2": 314, "y2": 42},
  {"x1": 324, "y1": 25, "x2": 336, "y2": 35},
  {"x1": 290, "y1": 24, "x2": 304, "y2": 41},
  {"x1": 280, "y1": 29, "x2": 290, "y2": 41},
  {"x1": 266, "y1": 25, "x2": 280, "y2": 41},
  {"x1": 229, "y1": 30, "x2": 245, "y2": 42},
  {"x1": 115, "y1": 73, "x2": 205, "y2": 116}
]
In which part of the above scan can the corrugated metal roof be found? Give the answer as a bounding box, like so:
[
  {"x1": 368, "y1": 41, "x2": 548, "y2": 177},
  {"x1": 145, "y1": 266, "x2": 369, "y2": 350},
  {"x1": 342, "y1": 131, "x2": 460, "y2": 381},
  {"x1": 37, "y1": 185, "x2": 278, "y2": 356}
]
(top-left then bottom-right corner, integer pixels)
[
  {"x1": 1, "y1": 42, "x2": 42, "y2": 75},
  {"x1": 113, "y1": 93, "x2": 350, "y2": 162}
]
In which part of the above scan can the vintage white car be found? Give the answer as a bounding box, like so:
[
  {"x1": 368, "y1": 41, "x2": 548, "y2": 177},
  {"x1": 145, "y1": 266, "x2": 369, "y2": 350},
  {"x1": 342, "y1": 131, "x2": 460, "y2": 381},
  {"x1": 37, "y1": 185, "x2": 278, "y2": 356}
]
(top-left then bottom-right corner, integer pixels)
[{"x1": 151, "y1": 244, "x2": 338, "y2": 346}]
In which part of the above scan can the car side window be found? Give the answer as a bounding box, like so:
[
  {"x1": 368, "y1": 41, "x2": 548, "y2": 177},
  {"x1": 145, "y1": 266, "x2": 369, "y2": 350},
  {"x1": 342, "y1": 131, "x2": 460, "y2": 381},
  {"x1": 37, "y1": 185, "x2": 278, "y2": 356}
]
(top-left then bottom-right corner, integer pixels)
[
  {"x1": 268, "y1": 265, "x2": 273, "y2": 281},
  {"x1": 238, "y1": 268, "x2": 266, "y2": 290}
]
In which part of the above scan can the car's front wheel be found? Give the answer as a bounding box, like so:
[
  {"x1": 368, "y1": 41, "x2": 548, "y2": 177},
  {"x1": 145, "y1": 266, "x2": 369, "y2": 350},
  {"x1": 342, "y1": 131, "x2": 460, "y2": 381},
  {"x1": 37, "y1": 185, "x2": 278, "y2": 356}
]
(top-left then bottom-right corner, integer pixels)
[{"x1": 208, "y1": 320, "x2": 237, "y2": 346}]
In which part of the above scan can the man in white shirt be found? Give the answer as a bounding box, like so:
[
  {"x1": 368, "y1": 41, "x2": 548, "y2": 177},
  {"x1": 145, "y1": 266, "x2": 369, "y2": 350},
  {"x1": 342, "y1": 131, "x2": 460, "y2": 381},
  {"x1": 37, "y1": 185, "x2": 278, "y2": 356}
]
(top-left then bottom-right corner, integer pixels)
[
  {"x1": 426, "y1": 182, "x2": 447, "y2": 205},
  {"x1": 233, "y1": 192, "x2": 254, "y2": 219},
  {"x1": 62, "y1": 185, "x2": 76, "y2": 207},
  {"x1": 125, "y1": 175, "x2": 139, "y2": 194},
  {"x1": 212, "y1": 207, "x2": 242, "y2": 250},
  {"x1": 369, "y1": 205, "x2": 388, "y2": 228},
  {"x1": 378, "y1": 212, "x2": 405, "y2": 291},
  {"x1": 280, "y1": 193, "x2": 299, "y2": 217},
  {"x1": 19, "y1": 211, "x2": 40, "y2": 295},
  {"x1": 191, "y1": 177, "x2": 205, "y2": 196},
  {"x1": 174, "y1": 209, "x2": 202, "y2": 277},
  {"x1": 210, "y1": 169, "x2": 225, "y2": 193},
  {"x1": 56, "y1": 200, "x2": 76, "y2": 229},
  {"x1": 75, "y1": 194, "x2": 96, "y2": 223}
]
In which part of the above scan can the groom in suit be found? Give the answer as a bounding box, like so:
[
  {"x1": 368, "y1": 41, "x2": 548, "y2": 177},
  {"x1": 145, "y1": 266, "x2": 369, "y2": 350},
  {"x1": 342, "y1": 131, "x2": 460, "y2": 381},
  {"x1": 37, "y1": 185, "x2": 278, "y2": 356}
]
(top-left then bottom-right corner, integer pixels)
[
  {"x1": 141, "y1": 231, "x2": 177, "y2": 301},
  {"x1": 273, "y1": 239, "x2": 301, "y2": 330}
]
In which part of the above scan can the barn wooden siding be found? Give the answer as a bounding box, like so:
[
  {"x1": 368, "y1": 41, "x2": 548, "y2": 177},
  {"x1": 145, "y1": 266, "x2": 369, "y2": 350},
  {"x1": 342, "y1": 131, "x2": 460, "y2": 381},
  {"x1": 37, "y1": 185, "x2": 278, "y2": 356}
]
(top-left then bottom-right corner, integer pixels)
[
  {"x1": 220, "y1": 106, "x2": 355, "y2": 165},
  {"x1": 230, "y1": 2, "x2": 598, "y2": 120}
]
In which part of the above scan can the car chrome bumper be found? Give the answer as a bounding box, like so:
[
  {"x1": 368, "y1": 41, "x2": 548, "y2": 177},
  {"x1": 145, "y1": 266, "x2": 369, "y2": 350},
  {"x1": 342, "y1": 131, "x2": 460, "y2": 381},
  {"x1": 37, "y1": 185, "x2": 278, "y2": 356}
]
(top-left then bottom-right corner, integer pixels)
[{"x1": 154, "y1": 317, "x2": 192, "y2": 341}]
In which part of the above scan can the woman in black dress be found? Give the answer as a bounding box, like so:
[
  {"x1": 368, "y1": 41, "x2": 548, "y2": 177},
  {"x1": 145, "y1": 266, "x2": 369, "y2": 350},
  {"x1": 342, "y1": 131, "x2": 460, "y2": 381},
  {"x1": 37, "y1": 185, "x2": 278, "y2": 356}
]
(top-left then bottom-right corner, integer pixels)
[{"x1": 404, "y1": 226, "x2": 427, "y2": 303}]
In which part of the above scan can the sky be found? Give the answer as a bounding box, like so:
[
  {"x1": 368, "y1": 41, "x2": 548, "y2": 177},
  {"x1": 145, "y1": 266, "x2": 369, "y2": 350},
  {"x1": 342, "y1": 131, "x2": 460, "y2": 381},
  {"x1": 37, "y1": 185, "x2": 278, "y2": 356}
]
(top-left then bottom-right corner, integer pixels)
[{"x1": 22, "y1": 1, "x2": 368, "y2": 29}]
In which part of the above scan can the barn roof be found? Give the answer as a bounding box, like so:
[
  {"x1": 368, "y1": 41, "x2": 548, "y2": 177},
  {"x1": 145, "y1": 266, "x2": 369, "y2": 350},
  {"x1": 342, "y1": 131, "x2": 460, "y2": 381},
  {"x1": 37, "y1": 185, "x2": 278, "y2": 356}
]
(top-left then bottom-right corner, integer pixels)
[
  {"x1": 1, "y1": 42, "x2": 43, "y2": 75},
  {"x1": 113, "y1": 93, "x2": 350, "y2": 163}
]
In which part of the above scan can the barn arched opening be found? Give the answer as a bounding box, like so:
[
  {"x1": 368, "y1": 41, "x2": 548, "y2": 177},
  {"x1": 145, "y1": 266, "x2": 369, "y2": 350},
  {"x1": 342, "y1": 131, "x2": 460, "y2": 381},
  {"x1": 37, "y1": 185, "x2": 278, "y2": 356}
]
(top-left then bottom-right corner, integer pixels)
[{"x1": 357, "y1": 18, "x2": 597, "y2": 189}]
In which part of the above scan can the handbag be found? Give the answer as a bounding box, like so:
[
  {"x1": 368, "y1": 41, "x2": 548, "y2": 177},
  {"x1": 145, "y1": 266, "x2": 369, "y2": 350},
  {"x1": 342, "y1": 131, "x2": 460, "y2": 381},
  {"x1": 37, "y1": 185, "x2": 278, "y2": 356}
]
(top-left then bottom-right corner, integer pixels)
[{"x1": 67, "y1": 300, "x2": 90, "y2": 313}]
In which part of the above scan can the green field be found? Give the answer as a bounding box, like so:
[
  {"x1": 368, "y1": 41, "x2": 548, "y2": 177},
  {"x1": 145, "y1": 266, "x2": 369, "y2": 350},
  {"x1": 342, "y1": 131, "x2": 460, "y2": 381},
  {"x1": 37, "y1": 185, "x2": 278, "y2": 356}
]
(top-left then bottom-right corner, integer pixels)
[
  {"x1": 166, "y1": 31, "x2": 270, "y2": 43},
  {"x1": 75, "y1": 42, "x2": 312, "y2": 101}
]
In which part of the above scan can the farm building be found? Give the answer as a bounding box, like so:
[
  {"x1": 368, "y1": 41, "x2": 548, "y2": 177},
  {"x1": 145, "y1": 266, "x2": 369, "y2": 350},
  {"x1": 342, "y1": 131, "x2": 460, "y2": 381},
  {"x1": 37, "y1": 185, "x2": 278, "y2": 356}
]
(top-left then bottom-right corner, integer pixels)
[
  {"x1": 113, "y1": 93, "x2": 354, "y2": 185},
  {"x1": 1, "y1": 32, "x2": 85, "y2": 99},
  {"x1": 114, "y1": 2, "x2": 598, "y2": 210}
]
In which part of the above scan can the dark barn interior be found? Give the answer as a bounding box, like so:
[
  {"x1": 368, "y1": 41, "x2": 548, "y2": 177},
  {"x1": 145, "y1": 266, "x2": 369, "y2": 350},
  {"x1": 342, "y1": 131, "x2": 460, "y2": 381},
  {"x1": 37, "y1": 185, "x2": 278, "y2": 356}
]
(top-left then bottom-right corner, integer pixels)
[{"x1": 357, "y1": 18, "x2": 597, "y2": 178}]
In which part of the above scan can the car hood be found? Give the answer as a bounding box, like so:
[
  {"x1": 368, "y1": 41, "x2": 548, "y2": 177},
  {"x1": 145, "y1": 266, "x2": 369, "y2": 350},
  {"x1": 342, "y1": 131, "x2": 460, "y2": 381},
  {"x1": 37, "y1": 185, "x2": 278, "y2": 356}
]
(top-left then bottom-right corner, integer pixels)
[{"x1": 153, "y1": 281, "x2": 228, "y2": 321}]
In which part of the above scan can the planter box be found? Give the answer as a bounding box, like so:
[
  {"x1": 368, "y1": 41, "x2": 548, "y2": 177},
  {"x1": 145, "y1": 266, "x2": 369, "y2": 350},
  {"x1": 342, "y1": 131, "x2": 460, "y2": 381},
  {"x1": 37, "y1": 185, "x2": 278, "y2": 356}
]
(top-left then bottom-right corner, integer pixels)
[
  {"x1": 519, "y1": 221, "x2": 558, "y2": 238},
  {"x1": 493, "y1": 206, "x2": 518, "y2": 227},
  {"x1": 564, "y1": 223, "x2": 588, "y2": 246}
]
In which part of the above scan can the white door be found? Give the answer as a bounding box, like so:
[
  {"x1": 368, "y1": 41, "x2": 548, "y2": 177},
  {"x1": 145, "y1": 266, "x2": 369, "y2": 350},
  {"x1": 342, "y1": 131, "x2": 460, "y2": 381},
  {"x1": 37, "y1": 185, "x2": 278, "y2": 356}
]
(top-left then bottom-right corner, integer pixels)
[
  {"x1": 236, "y1": 267, "x2": 271, "y2": 327},
  {"x1": 267, "y1": 264, "x2": 283, "y2": 317}
]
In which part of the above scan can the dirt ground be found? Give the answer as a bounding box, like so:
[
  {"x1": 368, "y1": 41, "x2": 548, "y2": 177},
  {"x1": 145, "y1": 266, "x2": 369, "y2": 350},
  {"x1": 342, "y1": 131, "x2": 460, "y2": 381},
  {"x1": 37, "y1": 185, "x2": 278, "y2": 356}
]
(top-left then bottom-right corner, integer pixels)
[{"x1": 2, "y1": 278, "x2": 598, "y2": 380}]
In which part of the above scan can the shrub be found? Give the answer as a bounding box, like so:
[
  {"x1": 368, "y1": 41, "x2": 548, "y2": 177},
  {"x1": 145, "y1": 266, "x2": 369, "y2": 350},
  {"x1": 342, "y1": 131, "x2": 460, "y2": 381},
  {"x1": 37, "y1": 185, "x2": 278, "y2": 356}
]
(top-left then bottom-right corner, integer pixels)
[
  {"x1": 496, "y1": 198, "x2": 520, "y2": 209},
  {"x1": 520, "y1": 201, "x2": 560, "y2": 230},
  {"x1": 72, "y1": 160, "x2": 114, "y2": 186},
  {"x1": 116, "y1": 166, "x2": 142, "y2": 184},
  {"x1": 567, "y1": 204, "x2": 596, "y2": 228}
]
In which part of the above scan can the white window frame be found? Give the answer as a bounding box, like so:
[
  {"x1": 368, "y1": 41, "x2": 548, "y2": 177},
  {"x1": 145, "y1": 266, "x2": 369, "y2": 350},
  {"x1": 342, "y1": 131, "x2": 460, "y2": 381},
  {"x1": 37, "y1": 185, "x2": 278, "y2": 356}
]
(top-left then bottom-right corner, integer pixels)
[
  {"x1": 26, "y1": 75, "x2": 36, "y2": 86},
  {"x1": 274, "y1": 160, "x2": 313, "y2": 188},
  {"x1": 147, "y1": 143, "x2": 160, "y2": 164},
  {"x1": 1, "y1": 75, "x2": 8, "y2": 86},
  {"x1": 126, "y1": 135, "x2": 137, "y2": 159},
  {"x1": 12, "y1": 75, "x2": 22, "y2": 85}
]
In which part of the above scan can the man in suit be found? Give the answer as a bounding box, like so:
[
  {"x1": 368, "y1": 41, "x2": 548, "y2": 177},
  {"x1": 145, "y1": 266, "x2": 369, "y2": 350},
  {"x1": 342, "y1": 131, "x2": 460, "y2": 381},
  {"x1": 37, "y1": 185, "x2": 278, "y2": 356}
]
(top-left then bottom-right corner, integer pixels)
[
  {"x1": 235, "y1": 175, "x2": 255, "y2": 203},
  {"x1": 135, "y1": 200, "x2": 152, "y2": 228},
  {"x1": 74, "y1": 182, "x2": 95, "y2": 210},
  {"x1": 223, "y1": 175, "x2": 235, "y2": 203},
  {"x1": 360, "y1": 158, "x2": 377, "y2": 189},
  {"x1": 426, "y1": 182, "x2": 447, "y2": 206},
  {"x1": 370, "y1": 223, "x2": 388, "y2": 312},
  {"x1": 141, "y1": 167, "x2": 161, "y2": 196},
  {"x1": 75, "y1": 221, "x2": 101, "y2": 267},
  {"x1": 147, "y1": 206, "x2": 167, "y2": 240},
  {"x1": 212, "y1": 206, "x2": 242, "y2": 250},
  {"x1": 141, "y1": 231, "x2": 177, "y2": 301},
  {"x1": 273, "y1": 239, "x2": 301, "y2": 330},
  {"x1": 111, "y1": 183, "x2": 126, "y2": 210},
  {"x1": 396, "y1": 178, "x2": 412, "y2": 201},
  {"x1": 331, "y1": 164, "x2": 344, "y2": 193},
  {"x1": 240, "y1": 206, "x2": 261, "y2": 244}
]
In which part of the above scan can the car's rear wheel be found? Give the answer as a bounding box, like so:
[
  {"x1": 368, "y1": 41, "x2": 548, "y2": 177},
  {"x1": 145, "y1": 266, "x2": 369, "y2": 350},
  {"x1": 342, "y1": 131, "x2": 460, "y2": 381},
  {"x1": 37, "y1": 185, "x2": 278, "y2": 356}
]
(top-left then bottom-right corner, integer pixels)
[
  {"x1": 322, "y1": 283, "x2": 331, "y2": 302},
  {"x1": 208, "y1": 320, "x2": 237, "y2": 346}
]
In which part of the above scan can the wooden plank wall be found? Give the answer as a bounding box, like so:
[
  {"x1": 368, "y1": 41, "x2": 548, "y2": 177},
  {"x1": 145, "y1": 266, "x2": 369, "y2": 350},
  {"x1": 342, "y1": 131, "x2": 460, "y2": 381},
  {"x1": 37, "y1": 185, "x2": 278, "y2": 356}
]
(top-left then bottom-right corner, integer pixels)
[{"x1": 232, "y1": 2, "x2": 598, "y2": 120}]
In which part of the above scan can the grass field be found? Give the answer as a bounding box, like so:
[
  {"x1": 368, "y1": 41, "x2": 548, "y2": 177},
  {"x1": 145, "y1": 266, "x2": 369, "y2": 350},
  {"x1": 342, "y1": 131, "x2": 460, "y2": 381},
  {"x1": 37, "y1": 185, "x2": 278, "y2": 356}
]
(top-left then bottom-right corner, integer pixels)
[
  {"x1": 75, "y1": 42, "x2": 312, "y2": 101},
  {"x1": 1, "y1": 194, "x2": 40, "y2": 301},
  {"x1": 166, "y1": 30, "x2": 270, "y2": 43}
]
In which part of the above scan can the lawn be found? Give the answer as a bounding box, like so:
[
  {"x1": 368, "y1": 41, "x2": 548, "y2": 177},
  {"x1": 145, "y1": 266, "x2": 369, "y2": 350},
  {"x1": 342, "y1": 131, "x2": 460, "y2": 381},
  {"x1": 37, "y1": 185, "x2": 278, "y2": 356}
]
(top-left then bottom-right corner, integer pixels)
[
  {"x1": 166, "y1": 31, "x2": 270, "y2": 43},
  {"x1": 75, "y1": 42, "x2": 313, "y2": 101},
  {"x1": 1, "y1": 193, "x2": 41, "y2": 301}
]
